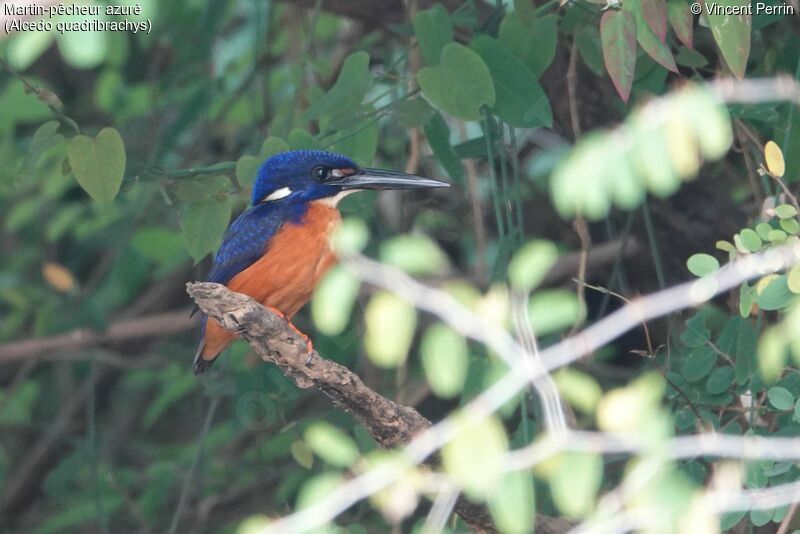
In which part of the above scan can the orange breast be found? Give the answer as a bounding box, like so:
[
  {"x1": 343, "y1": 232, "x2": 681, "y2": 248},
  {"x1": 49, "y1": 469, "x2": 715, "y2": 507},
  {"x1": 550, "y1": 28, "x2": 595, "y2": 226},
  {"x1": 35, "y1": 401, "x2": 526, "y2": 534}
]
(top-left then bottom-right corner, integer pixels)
[{"x1": 201, "y1": 201, "x2": 340, "y2": 359}]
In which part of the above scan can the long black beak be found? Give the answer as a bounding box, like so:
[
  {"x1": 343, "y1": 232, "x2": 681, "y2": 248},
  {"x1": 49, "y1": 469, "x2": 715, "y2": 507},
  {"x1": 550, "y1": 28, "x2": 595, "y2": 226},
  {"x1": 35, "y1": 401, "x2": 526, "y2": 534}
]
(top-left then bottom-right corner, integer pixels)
[{"x1": 335, "y1": 168, "x2": 450, "y2": 190}]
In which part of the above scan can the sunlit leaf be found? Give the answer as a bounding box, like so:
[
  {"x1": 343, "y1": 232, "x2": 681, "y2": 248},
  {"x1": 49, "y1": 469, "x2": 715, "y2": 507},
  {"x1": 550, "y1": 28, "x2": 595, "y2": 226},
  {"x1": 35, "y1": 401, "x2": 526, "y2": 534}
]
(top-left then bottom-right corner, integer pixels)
[
  {"x1": 364, "y1": 292, "x2": 417, "y2": 368},
  {"x1": 508, "y1": 240, "x2": 558, "y2": 291},
  {"x1": 686, "y1": 253, "x2": 719, "y2": 277},
  {"x1": 489, "y1": 471, "x2": 535, "y2": 533},
  {"x1": 421, "y1": 323, "x2": 468, "y2": 398},
  {"x1": 304, "y1": 421, "x2": 359, "y2": 467},
  {"x1": 312, "y1": 266, "x2": 361, "y2": 335},
  {"x1": 443, "y1": 414, "x2": 508, "y2": 499},
  {"x1": 765, "y1": 140, "x2": 786, "y2": 177}
]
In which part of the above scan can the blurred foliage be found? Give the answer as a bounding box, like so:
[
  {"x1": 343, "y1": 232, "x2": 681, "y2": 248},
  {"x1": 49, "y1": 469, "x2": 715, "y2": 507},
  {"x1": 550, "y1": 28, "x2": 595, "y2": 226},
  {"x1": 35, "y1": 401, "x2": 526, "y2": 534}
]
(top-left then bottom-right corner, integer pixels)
[{"x1": 0, "y1": 0, "x2": 799, "y2": 532}]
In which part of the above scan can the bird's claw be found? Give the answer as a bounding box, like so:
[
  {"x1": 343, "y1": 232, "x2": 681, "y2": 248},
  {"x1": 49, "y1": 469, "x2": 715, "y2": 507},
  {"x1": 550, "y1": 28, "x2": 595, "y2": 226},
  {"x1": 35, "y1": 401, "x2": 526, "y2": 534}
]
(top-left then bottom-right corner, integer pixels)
[{"x1": 266, "y1": 306, "x2": 314, "y2": 364}]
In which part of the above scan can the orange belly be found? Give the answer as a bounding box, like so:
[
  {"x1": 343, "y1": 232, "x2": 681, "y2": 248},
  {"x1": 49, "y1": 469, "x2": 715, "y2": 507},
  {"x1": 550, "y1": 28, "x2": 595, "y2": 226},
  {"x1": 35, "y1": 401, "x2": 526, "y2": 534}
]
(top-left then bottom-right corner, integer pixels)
[{"x1": 201, "y1": 201, "x2": 340, "y2": 360}]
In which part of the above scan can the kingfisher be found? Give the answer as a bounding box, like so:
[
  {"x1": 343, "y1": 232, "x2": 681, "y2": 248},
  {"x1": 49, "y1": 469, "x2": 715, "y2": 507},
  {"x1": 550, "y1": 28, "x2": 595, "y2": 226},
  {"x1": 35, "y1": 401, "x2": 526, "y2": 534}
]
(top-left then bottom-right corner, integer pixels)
[{"x1": 193, "y1": 150, "x2": 449, "y2": 374}]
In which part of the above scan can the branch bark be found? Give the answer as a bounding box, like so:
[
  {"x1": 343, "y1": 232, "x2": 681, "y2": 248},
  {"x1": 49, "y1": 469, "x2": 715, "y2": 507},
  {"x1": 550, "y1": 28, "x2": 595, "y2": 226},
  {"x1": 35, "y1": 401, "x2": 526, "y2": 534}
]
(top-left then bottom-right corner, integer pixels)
[{"x1": 186, "y1": 282, "x2": 572, "y2": 533}]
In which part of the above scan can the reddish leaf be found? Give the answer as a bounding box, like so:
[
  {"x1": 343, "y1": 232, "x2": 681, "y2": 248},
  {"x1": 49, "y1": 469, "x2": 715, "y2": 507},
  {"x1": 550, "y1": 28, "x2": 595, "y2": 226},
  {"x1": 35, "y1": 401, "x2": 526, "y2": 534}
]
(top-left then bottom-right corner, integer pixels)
[
  {"x1": 641, "y1": 0, "x2": 668, "y2": 42},
  {"x1": 667, "y1": 0, "x2": 693, "y2": 49},
  {"x1": 624, "y1": 0, "x2": 678, "y2": 73},
  {"x1": 600, "y1": 11, "x2": 637, "y2": 102}
]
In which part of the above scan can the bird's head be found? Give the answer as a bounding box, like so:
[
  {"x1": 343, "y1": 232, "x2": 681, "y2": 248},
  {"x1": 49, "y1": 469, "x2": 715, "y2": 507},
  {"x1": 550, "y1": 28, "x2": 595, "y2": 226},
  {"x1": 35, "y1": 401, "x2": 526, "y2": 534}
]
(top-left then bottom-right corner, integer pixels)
[{"x1": 250, "y1": 150, "x2": 449, "y2": 207}]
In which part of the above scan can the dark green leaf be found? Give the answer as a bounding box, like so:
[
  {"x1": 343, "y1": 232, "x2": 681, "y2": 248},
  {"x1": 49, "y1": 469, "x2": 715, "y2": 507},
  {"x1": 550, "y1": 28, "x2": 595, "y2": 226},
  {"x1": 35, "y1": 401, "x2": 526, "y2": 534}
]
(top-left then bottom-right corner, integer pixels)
[
  {"x1": 681, "y1": 314, "x2": 710, "y2": 348},
  {"x1": 767, "y1": 386, "x2": 794, "y2": 410},
  {"x1": 756, "y1": 275, "x2": 792, "y2": 311},
  {"x1": 423, "y1": 112, "x2": 464, "y2": 180},
  {"x1": 498, "y1": 12, "x2": 558, "y2": 76},
  {"x1": 395, "y1": 97, "x2": 436, "y2": 129},
  {"x1": 303, "y1": 51, "x2": 372, "y2": 123},
  {"x1": 471, "y1": 36, "x2": 552, "y2": 128},
  {"x1": 706, "y1": 366, "x2": 734, "y2": 394},
  {"x1": 180, "y1": 199, "x2": 232, "y2": 262},
  {"x1": 680, "y1": 346, "x2": 717, "y2": 382}
]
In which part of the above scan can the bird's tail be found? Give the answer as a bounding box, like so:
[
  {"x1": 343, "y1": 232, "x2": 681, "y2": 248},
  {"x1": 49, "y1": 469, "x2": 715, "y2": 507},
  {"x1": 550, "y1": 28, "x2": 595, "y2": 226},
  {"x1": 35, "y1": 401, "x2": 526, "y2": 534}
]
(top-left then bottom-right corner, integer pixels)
[{"x1": 193, "y1": 341, "x2": 217, "y2": 375}]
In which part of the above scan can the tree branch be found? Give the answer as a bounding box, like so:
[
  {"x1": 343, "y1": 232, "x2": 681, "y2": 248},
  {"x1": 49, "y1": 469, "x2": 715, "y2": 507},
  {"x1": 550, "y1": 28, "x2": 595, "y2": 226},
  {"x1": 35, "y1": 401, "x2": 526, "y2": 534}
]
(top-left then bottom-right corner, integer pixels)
[
  {"x1": 0, "y1": 310, "x2": 195, "y2": 363},
  {"x1": 185, "y1": 282, "x2": 572, "y2": 533}
]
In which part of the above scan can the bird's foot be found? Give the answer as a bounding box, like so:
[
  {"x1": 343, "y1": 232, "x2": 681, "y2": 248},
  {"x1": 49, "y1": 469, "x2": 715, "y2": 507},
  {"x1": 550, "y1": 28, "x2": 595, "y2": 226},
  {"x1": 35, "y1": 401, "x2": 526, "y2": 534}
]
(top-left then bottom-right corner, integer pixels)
[{"x1": 265, "y1": 306, "x2": 314, "y2": 363}]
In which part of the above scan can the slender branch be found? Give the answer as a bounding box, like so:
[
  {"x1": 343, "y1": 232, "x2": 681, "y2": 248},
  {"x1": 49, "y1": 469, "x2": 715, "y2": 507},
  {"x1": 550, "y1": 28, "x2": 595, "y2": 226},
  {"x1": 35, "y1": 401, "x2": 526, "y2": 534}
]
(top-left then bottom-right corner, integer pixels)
[{"x1": 0, "y1": 309, "x2": 195, "y2": 362}]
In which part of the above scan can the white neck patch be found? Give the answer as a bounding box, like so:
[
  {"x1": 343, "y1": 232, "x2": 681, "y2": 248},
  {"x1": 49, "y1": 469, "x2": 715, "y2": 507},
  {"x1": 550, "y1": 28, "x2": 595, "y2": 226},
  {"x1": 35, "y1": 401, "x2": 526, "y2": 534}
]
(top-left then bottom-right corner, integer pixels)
[
  {"x1": 318, "y1": 189, "x2": 358, "y2": 207},
  {"x1": 263, "y1": 187, "x2": 292, "y2": 202}
]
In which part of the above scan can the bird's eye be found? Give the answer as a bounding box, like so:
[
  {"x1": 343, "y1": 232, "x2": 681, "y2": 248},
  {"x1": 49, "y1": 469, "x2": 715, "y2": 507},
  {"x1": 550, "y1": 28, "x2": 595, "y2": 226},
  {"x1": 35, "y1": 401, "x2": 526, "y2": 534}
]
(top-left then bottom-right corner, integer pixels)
[{"x1": 312, "y1": 166, "x2": 331, "y2": 181}]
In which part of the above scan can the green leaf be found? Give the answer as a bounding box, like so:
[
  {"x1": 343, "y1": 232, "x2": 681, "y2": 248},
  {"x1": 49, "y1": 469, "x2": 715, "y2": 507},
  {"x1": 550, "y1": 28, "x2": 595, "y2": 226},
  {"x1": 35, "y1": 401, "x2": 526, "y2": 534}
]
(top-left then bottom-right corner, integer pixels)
[
  {"x1": 417, "y1": 43, "x2": 495, "y2": 121},
  {"x1": 331, "y1": 217, "x2": 369, "y2": 255},
  {"x1": 686, "y1": 253, "x2": 719, "y2": 277},
  {"x1": 67, "y1": 127, "x2": 126, "y2": 203},
  {"x1": 680, "y1": 346, "x2": 717, "y2": 382},
  {"x1": 738, "y1": 228, "x2": 763, "y2": 252},
  {"x1": 756, "y1": 222, "x2": 773, "y2": 240},
  {"x1": 260, "y1": 136, "x2": 290, "y2": 159},
  {"x1": 20, "y1": 120, "x2": 64, "y2": 178},
  {"x1": 312, "y1": 266, "x2": 360, "y2": 335},
  {"x1": 489, "y1": 471, "x2": 535, "y2": 534},
  {"x1": 554, "y1": 369, "x2": 602, "y2": 415},
  {"x1": 421, "y1": 323, "x2": 468, "y2": 398},
  {"x1": 780, "y1": 217, "x2": 800, "y2": 234},
  {"x1": 787, "y1": 265, "x2": 800, "y2": 294},
  {"x1": 297, "y1": 473, "x2": 344, "y2": 510},
  {"x1": 180, "y1": 199, "x2": 232, "y2": 262},
  {"x1": 443, "y1": 414, "x2": 508, "y2": 499},
  {"x1": 303, "y1": 51, "x2": 372, "y2": 123},
  {"x1": 623, "y1": 0, "x2": 678, "y2": 72},
  {"x1": 775, "y1": 204, "x2": 798, "y2": 219},
  {"x1": 755, "y1": 275, "x2": 792, "y2": 311},
  {"x1": 667, "y1": 0, "x2": 693, "y2": 48},
  {"x1": 681, "y1": 314, "x2": 710, "y2": 347},
  {"x1": 470, "y1": 37, "x2": 552, "y2": 128},
  {"x1": 706, "y1": 0, "x2": 751, "y2": 78},
  {"x1": 508, "y1": 240, "x2": 558, "y2": 291},
  {"x1": 131, "y1": 228, "x2": 189, "y2": 268},
  {"x1": 529, "y1": 290, "x2": 583, "y2": 335},
  {"x1": 143, "y1": 372, "x2": 196, "y2": 428},
  {"x1": 640, "y1": 0, "x2": 668, "y2": 42},
  {"x1": 706, "y1": 366, "x2": 735, "y2": 394},
  {"x1": 600, "y1": 10, "x2": 637, "y2": 102},
  {"x1": 364, "y1": 292, "x2": 417, "y2": 368},
  {"x1": 767, "y1": 386, "x2": 794, "y2": 410},
  {"x1": 423, "y1": 112, "x2": 464, "y2": 180},
  {"x1": 548, "y1": 452, "x2": 602, "y2": 517},
  {"x1": 380, "y1": 234, "x2": 448, "y2": 275},
  {"x1": 716, "y1": 316, "x2": 756, "y2": 385},
  {"x1": 498, "y1": 12, "x2": 558, "y2": 76},
  {"x1": 739, "y1": 282, "x2": 754, "y2": 317},
  {"x1": 412, "y1": 3, "x2": 453, "y2": 65},
  {"x1": 304, "y1": 422, "x2": 359, "y2": 467},
  {"x1": 758, "y1": 327, "x2": 786, "y2": 382},
  {"x1": 288, "y1": 128, "x2": 320, "y2": 150},
  {"x1": 236, "y1": 155, "x2": 261, "y2": 188},
  {"x1": 395, "y1": 98, "x2": 436, "y2": 129},
  {"x1": 331, "y1": 116, "x2": 378, "y2": 166}
]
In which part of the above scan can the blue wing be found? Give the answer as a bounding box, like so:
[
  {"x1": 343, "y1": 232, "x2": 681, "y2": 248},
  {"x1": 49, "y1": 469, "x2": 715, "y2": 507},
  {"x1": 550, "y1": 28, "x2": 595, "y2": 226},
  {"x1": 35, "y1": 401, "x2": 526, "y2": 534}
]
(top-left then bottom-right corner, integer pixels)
[{"x1": 206, "y1": 203, "x2": 288, "y2": 286}]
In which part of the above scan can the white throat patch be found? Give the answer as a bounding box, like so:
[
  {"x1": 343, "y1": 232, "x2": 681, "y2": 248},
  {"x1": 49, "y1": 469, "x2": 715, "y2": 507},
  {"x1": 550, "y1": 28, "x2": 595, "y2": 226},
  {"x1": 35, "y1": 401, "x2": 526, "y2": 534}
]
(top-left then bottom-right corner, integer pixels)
[
  {"x1": 263, "y1": 187, "x2": 292, "y2": 202},
  {"x1": 319, "y1": 189, "x2": 358, "y2": 207}
]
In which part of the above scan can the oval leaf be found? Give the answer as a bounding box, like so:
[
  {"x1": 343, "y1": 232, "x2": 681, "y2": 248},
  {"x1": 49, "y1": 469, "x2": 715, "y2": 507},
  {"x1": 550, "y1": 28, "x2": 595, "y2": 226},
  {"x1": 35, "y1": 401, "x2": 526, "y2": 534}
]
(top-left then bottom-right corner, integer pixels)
[
  {"x1": 364, "y1": 292, "x2": 417, "y2": 368},
  {"x1": 686, "y1": 253, "x2": 720, "y2": 277},
  {"x1": 421, "y1": 323, "x2": 468, "y2": 398},
  {"x1": 600, "y1": 10, "x2": 637, "y2": 102}
]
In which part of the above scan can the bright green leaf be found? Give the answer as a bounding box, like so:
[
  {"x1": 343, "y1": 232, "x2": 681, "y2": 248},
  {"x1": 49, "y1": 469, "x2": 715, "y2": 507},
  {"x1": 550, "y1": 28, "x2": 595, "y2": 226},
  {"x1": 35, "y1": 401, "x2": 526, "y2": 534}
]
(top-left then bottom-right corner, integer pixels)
[
  {"x1": 508, "y1": 240, "x2": 558, "y2": 291},
  {"x1": 364, "y1": 292, "x2": 417, "y2": 368},
  {"x1": 548, "y1": 452, "x2": 602, "y2": 517},
  {"x1": 686, "y1": 253, "x2": 719, "y2": 277},
  {"x1": 380, "y1": 234, "x2": 448, "y2": 275},
  {"x1": 312, "y1": 266, "x2": 361, "y2": 335},
  {"x1": 489, "y1": 471, "x2": 535, "y2": 534},
  {"x1": 304, "y1": 422, "x2": 359, "y2": 467},
  {"x1": 421, "y1": 323, "x2": 468, "y2": 398},
  {"x1": 443, "y1": 414, "x2": 508, "y2": 499}
]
